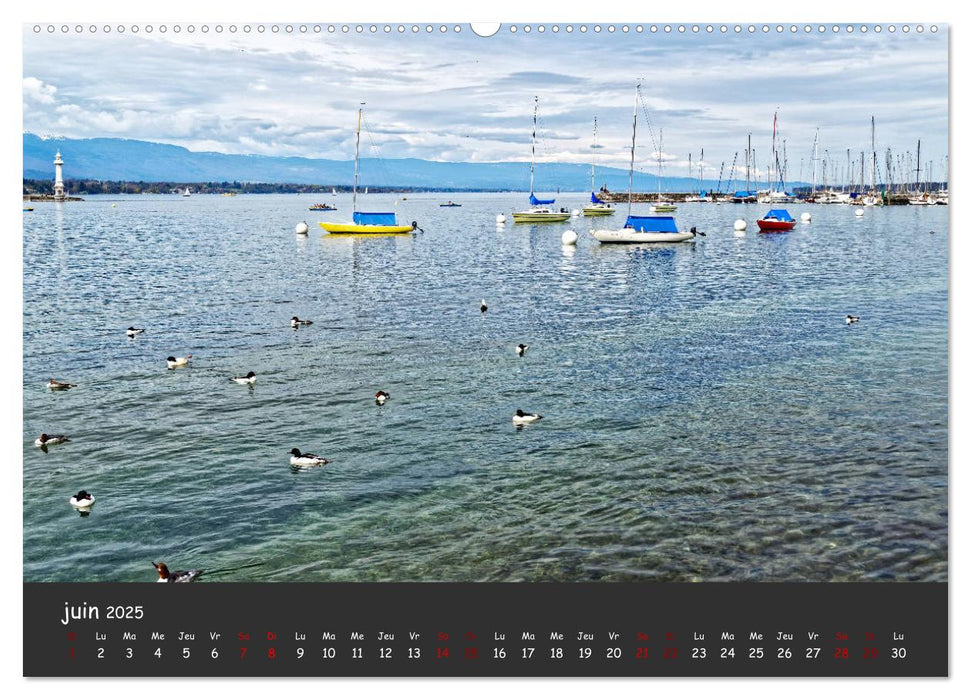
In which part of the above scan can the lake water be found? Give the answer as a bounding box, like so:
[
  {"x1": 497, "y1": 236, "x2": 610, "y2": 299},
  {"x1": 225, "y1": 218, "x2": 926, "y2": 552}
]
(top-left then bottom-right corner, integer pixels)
[{"x1": 22, "y1": 193, "x2": 948, "y2": 582}]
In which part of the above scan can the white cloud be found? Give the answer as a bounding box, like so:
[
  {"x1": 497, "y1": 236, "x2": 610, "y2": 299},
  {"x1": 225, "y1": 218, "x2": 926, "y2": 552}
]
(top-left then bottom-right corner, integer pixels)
[
  {"x1": 22, "y1": 77, "x2": 57, "y2": 104},
  {"x1": 21, "y1": 28, "x2": 949, "y2": 170}
]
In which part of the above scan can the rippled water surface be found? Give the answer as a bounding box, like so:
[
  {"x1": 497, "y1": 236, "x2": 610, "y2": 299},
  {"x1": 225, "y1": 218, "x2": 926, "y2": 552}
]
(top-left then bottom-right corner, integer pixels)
[{"x1": 23, "y1": 194, "x2": 948, "y2": 582}]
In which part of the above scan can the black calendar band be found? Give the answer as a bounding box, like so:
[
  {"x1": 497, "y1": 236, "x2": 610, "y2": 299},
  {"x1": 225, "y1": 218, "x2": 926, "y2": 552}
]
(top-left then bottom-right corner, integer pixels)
[{"x1": 24, "y1": 582, "x2": 947, "y2": 677}]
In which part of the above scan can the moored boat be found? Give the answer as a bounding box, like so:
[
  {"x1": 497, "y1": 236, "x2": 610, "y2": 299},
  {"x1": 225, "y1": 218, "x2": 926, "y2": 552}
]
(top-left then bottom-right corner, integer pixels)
[
  {"x1": 309, "y1": 203, "x2": 337, "y2": 210},
  {"x1": 512, "y1": 196, "x2": 571, "y2": 223},
  {"x1": 512, "y1": 97, "x2": 571, "y2": 224},
  {"x1": 320, "y1": 212, "x2": 416, "y2": 235},
  {"x1": 591, "y1": 85, "x2": 696, "y2": 245},
  {"x1": 582, "y1": 195, "x2": 615, "y2": 216},
  {"x1": 582, "y1": 118, "x2": 615, "y2": 217},
  {"x1": 756, "y1": 209, "x2": 796, "y2": 232},
  {"x1": 319, "y1": 107, "x2": 417, "y2": 236},
  {"x1": 592, "y1": 215, "x2": 696, "y2": 244}
]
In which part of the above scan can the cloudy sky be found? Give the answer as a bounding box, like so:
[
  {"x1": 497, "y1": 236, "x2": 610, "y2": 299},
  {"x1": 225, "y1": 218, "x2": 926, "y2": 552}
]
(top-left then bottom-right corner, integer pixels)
[{"x1": 22, "y1": 23, "x2": 949, "y2": 182}]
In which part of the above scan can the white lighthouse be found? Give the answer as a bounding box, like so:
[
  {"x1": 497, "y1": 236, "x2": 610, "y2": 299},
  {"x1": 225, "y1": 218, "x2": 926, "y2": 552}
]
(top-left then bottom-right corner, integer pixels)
[{"x1": 53, "y1": 150, "x2": 65, "y2": 201}]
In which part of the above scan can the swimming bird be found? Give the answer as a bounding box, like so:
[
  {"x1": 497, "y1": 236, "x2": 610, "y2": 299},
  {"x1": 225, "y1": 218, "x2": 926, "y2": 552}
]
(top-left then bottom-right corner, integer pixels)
[
  {"x1": 289, "y1": 448, "x2": 330, "y2": 467},
  {"x1": 845, "y1": 315, "x2": 860, "y2": 325},
  {"x1": 167, "y1": 354, "x2": 192, "y2": 369},
  {"x1": 516, "y1": 344, "x2": 529, "y2": 357},
  {"x1": 69, "y1": 490, "x2": 95, "y2": 508},
  {"x1": 291, "y1": 316, "x2": 313, "y2": 328},
  {"x1": 46, "y1": 378, "x2": 76, "y2": 390},
  {"x1": 153, "y1": 562, "x2": 203, "y2": 583},
  {"x1": 512, "y1": 409, "x2": 542, "y2": 425},
  {"x1": 375, "y1": 390, "x2": 390, "y2": 405},
  {"x1": 480, "y1": 299, "x2": 488, "y2": 313},
  {"x1": 35, "y1": 433, "x2": 69, "y2": 447},
  {"x1": 230, "y1": 371, "x2": 257, "y2": 385},
  {"x1": 126, "y1": 326, "x2": 145, "y2": 337}
]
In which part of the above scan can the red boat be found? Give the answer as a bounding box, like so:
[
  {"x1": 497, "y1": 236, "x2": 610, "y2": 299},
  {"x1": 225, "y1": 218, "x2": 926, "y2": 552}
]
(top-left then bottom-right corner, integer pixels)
[{"x1": 757, "y1": 209, "x2": 797, "y2": 232}]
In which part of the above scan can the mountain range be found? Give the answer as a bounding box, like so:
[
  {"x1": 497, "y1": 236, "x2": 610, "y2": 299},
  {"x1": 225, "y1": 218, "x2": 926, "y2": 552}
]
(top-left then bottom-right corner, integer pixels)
[{"x1": 24, "y1": 133, "x2": 787, "y2": 192}]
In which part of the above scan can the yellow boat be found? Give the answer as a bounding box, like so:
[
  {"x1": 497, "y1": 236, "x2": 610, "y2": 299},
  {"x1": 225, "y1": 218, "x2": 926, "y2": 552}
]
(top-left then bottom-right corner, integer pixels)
[
  {"x1": 319, "y1": 220, "x2": 415, "y2": 235},
  {"x1": 582, "y1": 118, "x2": 615, "y2": 217},
  {"x1": 511, "y1": 208, "x2": 571, "y2": 223},
  {"x1": 511, "y1": 97, "x2": 570, "y2": 224},
  {"x1": 582, "y1": 202, "x2": 615, "y2": 216},
  {"x1": 320, "y1": 107, "x2": 417, "y2": 236}
]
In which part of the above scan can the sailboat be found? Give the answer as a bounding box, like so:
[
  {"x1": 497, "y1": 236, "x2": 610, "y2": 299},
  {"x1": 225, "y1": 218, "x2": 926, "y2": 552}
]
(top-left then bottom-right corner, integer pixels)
[
  {"x1": 319, "y1": 107, "x2": 418, "y2": 235},
  {"x1": 182, "y1": 187, "x2": 191, "y2": 197},
  {"x1": 862, "y1": 117, "x2": 884, "y2": 206},
  {"x1": 512, "y1": 97, "x2": 571, "y2": 223},
  {"x1": 649, "y1": 130, "x2": 677, "y2": 213},
  {"x1": 591, "y1": 86, "x2": 696, "y2": 244},
  {"x1": 582, "y1": 117, "x2": 614, "y2": 217},
  {"x1": 758, "y1": 112, "x2": 795, "y2": 204}
]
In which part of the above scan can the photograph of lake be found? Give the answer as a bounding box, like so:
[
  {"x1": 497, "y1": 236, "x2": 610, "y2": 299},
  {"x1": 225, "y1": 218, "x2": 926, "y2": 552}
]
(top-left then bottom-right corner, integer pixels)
[{"x1": 22, "y1": 23, "x2": 947, "y2": 584}]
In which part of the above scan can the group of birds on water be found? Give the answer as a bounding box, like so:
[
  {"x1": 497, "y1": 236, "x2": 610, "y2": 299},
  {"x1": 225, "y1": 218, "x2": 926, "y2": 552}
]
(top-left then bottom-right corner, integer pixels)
[
  {"x1": 35, "y1": 294, "x2": 862, "y2": 580},
  {"x1": 33, "y1": 304, "x2": 546, "y2": 580}
]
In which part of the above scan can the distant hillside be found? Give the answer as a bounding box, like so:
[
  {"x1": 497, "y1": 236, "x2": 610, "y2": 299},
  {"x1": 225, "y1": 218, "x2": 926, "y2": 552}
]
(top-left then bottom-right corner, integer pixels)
[{"x1": 24, "y1": 133, "x2": 781, "y2": 192}]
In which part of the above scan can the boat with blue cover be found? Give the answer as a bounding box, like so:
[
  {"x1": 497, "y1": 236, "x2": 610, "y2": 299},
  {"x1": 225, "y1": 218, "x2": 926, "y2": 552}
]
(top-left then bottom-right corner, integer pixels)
[
  {"x1": 756, "y1": 209, "x2": 796, "y2": 232},
  {"x1": 583, "y1": 191, "x2": 614, "y2": 216},
  {"x1": 512, "y1": 97, "x2": 571, "y2": 223},
  {"x1": 592, "y1": 86, "x2": 697, "y2": 244},
  {"x1": 319, "y1": 107, "x2": 417, "y2": 235},
  {"x1": 593, "y1": 214, "x2": 695, "y2": 244},
  {"x1": 582, "y1": 118, "x2": 614, "y2": 217}
]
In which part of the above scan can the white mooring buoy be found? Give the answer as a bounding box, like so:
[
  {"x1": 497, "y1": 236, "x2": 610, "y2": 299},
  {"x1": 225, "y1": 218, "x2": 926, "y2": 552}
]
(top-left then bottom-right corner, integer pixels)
[
  {"x1": 855, "y1": 208, "x2": 864, "y2": 217},
  {"x1": 561, "y1": 230, "x2": 579, "y2": 246},
  {"x1": 734, "y1": 219, "x2": 747, "y2": 231},
  {"x1": 571, "y1": 209, "x2": 580, "y2": 218},
  {"x1": 295, "y1": 221, "x2": 309, "y2": 235},
  {"x1": 801, "y1": 212, "x2": 812, "y2": 222},
  {"x1": 496, "y1": 213, "x2": 507, "y2": 224}
]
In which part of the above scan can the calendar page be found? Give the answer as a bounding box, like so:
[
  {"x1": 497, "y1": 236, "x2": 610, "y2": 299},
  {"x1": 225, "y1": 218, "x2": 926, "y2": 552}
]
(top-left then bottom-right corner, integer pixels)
[{"x1": 20, "y1": 16, "x2": 949, "y2": 679}]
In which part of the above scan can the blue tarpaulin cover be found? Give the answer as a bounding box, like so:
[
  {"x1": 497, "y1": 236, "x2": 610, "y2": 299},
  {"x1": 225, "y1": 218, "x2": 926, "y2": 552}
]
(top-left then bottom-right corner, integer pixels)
[
  {"x1": 591, "y1": 192, "x2": 604, "y2": 204},
  {"x1": 762, "y1": 209, "x2": 795, "y2": 221},
  {"x1": 624, "y1": 215, "x2": 679, "y2": 233},
  {"x1": 733, "y1": 190, "x2": 757, "y2": 198},
  {"x1": 353, "y1": 212, "x2": 398, "y2": 226},
  {"x1": 530, "y1": 193, "x2": 555, "y2": 206}
]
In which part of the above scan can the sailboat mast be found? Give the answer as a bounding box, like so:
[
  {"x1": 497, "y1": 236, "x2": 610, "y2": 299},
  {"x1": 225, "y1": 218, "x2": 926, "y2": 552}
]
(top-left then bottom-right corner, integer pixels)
[
  {"x1": 846, "y1": 149, "x2": 850, "y2": 193},
  {"x1": 746, "y1": 134, "x2": 751, "y2": 192},
  {"x1": 771, "y1": 111, "x2": 777, "y2": 191},
  {"x1": 627, "y1": 86, "x2": 638, "y2": 220},
  {"x1": 699, "y1": 148, "x2": 704, "y2": 195},
  {"x1": 530, "y1": 96, "x2": 538, "y2": 195},
  {"x1": 870, "y1": 116, "x2": 877, "y2": 191},
  {"x1": 657, "y1": 129, "x2": 663, "y2": 201},
  {"x1": 591, "y1": 116, "x2": 597, "y2": 193},
  {"x1": 811, "y1": 128, "x2": 819, "y2": 197},
  {"x1": 352, "y1": 107, "x2": 362, "y2": 212},
  {"x1": 915, "y1": 139, "x2": 921, "y2": 192}
]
